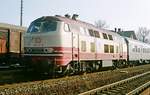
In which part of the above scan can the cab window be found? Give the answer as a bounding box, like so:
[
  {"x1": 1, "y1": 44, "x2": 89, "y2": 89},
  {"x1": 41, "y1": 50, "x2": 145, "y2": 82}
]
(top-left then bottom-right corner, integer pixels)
[{"x1": 27, "y1": 19, "x2": 57, "y2": 33}]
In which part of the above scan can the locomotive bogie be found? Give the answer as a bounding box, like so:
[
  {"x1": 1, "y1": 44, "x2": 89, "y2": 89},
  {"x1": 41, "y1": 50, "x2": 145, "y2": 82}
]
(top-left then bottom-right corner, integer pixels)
[{"x1": 24, "y1": 19, "x2": 73, "y2": 68}]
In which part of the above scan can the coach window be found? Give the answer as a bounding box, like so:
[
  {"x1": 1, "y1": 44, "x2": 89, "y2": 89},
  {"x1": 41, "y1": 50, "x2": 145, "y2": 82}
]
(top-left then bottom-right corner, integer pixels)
[
  {"x1": 64, "y1": 23, "x2": 70, "y2": 32},
  {"x1": 135, "y1": 46, "x2": 137, "y2": 52},
  {"x1": 116, "y1": 46, "x2": 119, "y2": 53},
  {"x1": 143, "y1": 48, "x2": 145, "y2": 53},
  {"x1": 104, "y1": 44, "x2": 109, "y2": 53},
  {"x1": 137, "y1": 48, "x2": 140, "y2": 53},
  {"x1": 132, "y1": 48, "x2": 135, "y2": 52},
  {"x1": 108, "y1": 34, "x2": 113, "y2": 40},
  {"x1": 148, "y1": 48, "x2": 150, "y2": 53},
  {"x1": 142, "y1": 48, "x2": 144, "y2": 53},
  {"x1": 90, "y1": 42, "x2": 95, "y2": 52},
  {"x1": 102, "y1": 33, "x2": 108, "y2": 39},
  {"x1": 110, "y1": 45, "x2": 114, "y2": 53},
  {"x1": 0, "y1": 29, "x2": 8, "y2": 39},
  {"x1": 146, "y1": 48, "x2": 148, "y2": 53},
  {"x1": 81, "y1": 41, "x2": 86, "y2": 52}
]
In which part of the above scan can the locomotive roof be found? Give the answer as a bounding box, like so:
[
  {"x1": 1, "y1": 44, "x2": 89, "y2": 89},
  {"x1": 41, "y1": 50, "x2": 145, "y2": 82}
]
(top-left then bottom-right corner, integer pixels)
[
  {"x1": 39, "y1": 16, "x2": 100, "y2": 30},
  {"x1": 35, "y1": 16, "x2": 123, "y2": 38},
  {"x1": 41, "y1": 16, "x2": 119, "y2": 34},
  {"x1": 55, "y1": 15, "x2": 96, "y2": 28},
  {"x1": 125, "y1": 37, "x2": 150, "y2": 46},
  {"x1": 0, "y1": 23, "x2": 27, "y2": 31}
]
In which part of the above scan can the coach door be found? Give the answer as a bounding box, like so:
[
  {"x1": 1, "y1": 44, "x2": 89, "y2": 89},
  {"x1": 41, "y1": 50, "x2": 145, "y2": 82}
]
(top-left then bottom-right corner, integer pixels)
[{"x1": 119, "y1": 42, "x2": 123, "y2": 59}]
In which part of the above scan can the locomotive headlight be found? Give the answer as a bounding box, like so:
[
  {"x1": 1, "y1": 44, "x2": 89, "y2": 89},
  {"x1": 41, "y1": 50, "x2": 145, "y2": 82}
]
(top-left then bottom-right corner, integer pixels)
[
  {"x1": 28, "y1": 48, "x2": 32, "y2": 52},
  {"x1": 44, "y1": 48, "x2": 54, "y2": 53},
  {"x1": 25, "y1": 48, "x2": 32, "y2": 53}
]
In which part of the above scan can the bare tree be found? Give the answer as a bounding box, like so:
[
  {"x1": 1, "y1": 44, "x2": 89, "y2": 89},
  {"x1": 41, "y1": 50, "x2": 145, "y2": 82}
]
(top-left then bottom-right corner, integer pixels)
[
  {"x1": 95, "y1": 20, "x2": 108, "y2": 29},
  {"x1": 136, "y1": 27, "x2": 150, "y2": 43}
]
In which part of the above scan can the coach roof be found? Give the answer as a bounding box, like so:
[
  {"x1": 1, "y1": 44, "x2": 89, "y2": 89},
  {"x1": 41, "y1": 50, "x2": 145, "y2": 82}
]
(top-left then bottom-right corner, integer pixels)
[{"x1": 0, "y1": 23, "x2": 27, "y2": 31}]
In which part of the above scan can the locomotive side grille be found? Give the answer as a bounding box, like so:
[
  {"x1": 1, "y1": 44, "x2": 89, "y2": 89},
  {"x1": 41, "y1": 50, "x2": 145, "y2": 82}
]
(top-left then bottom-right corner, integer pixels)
[
  {"x1": 24, "y1": 47, "x2": 44, "y2": 54},
  {"x1": 31, "y1": 48, "x2": 44, "y2": 54},
  {"x1": 24, "y1": 47, "x2": 57, "y2": 54}
]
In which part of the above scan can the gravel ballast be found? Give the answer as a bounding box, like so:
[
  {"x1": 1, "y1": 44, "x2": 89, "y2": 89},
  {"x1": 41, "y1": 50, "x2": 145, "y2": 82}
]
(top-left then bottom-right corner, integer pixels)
[{"x1": 0, "y1": 64, "x2": 150, "y2": 95}]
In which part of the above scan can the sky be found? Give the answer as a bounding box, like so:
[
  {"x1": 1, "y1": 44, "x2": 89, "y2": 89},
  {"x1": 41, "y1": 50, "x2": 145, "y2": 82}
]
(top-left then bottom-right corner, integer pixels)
[{"x1": 0, "y1": 0, "x2": 150, "y2": 31}]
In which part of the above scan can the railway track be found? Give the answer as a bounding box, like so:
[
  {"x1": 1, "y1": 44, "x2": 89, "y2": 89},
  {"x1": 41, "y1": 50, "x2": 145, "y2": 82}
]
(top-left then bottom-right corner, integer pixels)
[
  {"x1": 0, "y1": 68, "x2": 28, "y2": 85},
  {"x1": 79, "y1": 71, "x2": 150, "y2": 95},
  {"x1": 127, "y1": 81, "x2": 150, "y2": 95},
  {"x1": 0, "y1": 67, "x2": 47, "y2": 85},
  {"x1": 0, "y1": 64, "x2": 149, "y2": 95},
  {"x1": 0, "y1": 64, "x2": 149, "y2": 85}
]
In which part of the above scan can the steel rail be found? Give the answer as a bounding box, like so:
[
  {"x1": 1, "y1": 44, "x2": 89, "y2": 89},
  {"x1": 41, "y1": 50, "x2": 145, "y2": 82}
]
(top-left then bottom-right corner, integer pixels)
[
  {"x1": 79, "y1": 71, "x2": 150, "y2": 95},
  {"x1": 126, "y1": 81, "x2": 150, "y2": 95}
]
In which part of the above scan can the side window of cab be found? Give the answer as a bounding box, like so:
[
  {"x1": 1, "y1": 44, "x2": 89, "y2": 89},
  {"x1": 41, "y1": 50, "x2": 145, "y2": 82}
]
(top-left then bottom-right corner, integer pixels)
[{"x1": 64, "y1": 23, "x2": 70, "y2": 32}]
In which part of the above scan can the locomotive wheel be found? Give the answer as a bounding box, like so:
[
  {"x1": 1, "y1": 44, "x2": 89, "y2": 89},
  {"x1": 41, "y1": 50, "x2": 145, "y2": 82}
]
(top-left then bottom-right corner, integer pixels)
[
  {"x1": 86, "y1": 62, "x2": 93, "y2": 73},
  {"x1": 61, "y1": 64, "x2": 75, "y2": 76},
  {"x1": 61, "y1": 65, "x2": 69, "y2": 76},
  {"x1": 80, "y1": 62, "x2": 87, "y2": 73},
  {"x1": 95, "y1": 61, "x2": 102, "y2": 71}
]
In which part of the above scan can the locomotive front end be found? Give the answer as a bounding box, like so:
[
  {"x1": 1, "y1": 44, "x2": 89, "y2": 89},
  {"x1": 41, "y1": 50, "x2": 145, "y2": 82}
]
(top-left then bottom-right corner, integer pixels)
[{"x1": 24, "y1": 16, "x2": 68, "y2": 73}]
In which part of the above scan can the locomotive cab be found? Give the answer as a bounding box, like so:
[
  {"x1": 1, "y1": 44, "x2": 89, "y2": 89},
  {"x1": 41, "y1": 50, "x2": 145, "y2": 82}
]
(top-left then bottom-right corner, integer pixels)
[
  {"x1": 24, "y1": 16, "x2": 62, "y2": 54},
  {"x1": 27, "y1": 17, "x2": 59, "y2": 33},
  {"x1": 24, "y1": 16, "x2": 71, "y2": 73}
]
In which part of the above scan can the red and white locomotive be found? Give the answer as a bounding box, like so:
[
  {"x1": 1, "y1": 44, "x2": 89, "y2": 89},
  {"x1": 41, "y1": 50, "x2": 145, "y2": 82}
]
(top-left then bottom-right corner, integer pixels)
[{"x1": 24, "y1": 15, "x2": 150, "y2": 74}]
